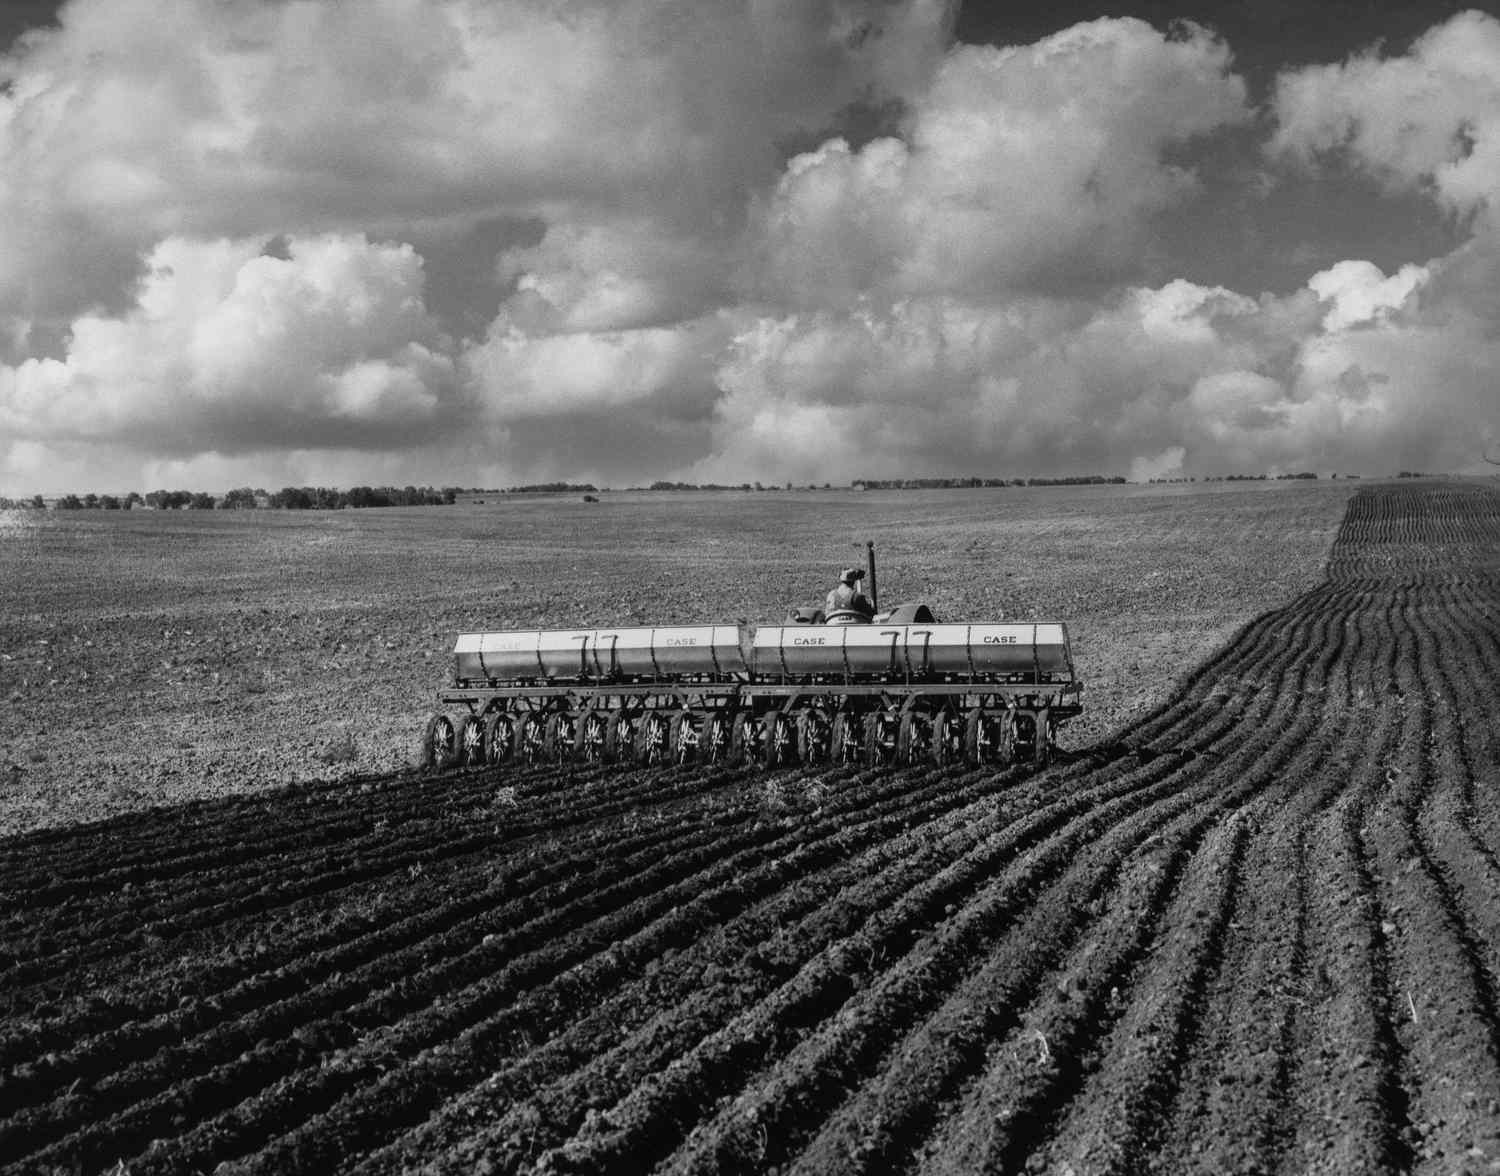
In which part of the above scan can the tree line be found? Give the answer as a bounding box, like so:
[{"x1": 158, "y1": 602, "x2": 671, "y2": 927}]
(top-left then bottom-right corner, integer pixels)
[
  {"x1": 852, "y1": 475, "x2": 1128, "y2": 489},
  {"x1": 0, "y1": 486, "x2": 461, "y2": 510}
]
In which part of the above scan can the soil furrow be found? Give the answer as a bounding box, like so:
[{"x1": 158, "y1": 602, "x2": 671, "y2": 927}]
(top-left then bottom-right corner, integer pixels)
[
  {"x1": 3, "y1": 480, "x2": 1497, "y2": 1176},
  {"x1": 26, "y1": 764, "x2": 1016, "y2": 1174},
  {"x1": 665, "y1": 589, "x2": 1346, "y2": 1176},
  {"x1": 377, "y1": 749, "x2": 1209, "y2": 1176}
]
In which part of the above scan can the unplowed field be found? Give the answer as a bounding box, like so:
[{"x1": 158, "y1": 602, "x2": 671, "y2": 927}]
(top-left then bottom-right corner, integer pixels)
[{"x1": 3, "y1": 480, "x2": 1498, "y2": 1174}]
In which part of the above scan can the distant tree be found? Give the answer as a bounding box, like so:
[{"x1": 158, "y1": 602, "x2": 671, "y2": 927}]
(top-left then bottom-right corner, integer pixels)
[
  {"x1": 188, "y1": 492, "x2": 216, "y2": 509},
  {"x1": 83, "y1": 492, "x2": 99, "y2": 509},
  {"x1": 222, "y1": 486, "x2": 259, "y2": 509},
  {"x1": 508, "y1": 482, "x2": 598, "y2": 494},
  {"x1": 30, "y1": 494, "x2": 44, "y2": 509},
  {"x1": 100, "y1": 494, "x2": 121, "y2": 510},
  {"x1": 57, "y1": 493, "x2": 83, "y2": 509},
  {"x1": 123, "y1": 491, "x2": 142, "y2": 510}
]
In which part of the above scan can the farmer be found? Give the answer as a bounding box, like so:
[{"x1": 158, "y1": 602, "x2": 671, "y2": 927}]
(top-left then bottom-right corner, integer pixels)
[{"x1": 825, "y1": 567, "x2": 874, "y2": 619}]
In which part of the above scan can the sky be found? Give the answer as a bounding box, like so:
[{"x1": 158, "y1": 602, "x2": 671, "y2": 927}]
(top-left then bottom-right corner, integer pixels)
[{"x1": 2, "y1": 0, "x2": 1499, "y2": 494}]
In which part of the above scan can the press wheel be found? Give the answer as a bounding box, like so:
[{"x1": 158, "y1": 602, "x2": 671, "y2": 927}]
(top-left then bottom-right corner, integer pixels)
[
  {"x1": 420, "y1": 713, "x2": 458, "y2": 770},
  {"x1": 456, "y1": 714, "x2": 486, "y2": 767}
]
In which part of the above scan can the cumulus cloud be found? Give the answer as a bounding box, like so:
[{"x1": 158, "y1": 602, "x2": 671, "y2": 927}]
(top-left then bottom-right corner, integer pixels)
[
  {"x1": 1264, "y1": 14, "x2": 1500, "y2": 469},
  {"x1": 2, "y1": 4, "x2": 1498, "y2": 493},
  {"x1": 1129, "y1": 446, "x2": 1186, "y2": 482},
  {"x1": 0, "y1": 0, "x2": 962, "y2": 489},
  {"x1": 0, "y1": 233, "x2": 459, "y2": 458},
  {"x1": 1307, "y1": 259, "x2": 1429, "y2": 331},
  {"x1": 465, "y1": 314, "x2": 727, "y2": 423},
  {"x1": 494, "y1": 219, "x2": 731, "y2": 336},
  {"x1": 682, "y1": 12, "x2": 1500, "y2": 485},
  {"x1": 697, "y1": 295, "x2": 1137, "y2": 484},
  {"x1": 753, "y1": 19, "x2": 1251, "y2": 305},
  {"x1": 0, "y1": 0, "x2": 953, "y2": 323},
  {"x1": 692, "y1": 254, "x2": 1497, "y2": 485},
  {"x1": 1270, "y1": 11, "x2": 1500, "y2": 218}
]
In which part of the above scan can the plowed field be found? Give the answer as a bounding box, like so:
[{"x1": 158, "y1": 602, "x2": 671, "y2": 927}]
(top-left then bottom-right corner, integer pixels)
[{"x1": 3, "y1": 480, "x2": 1498, "y2": 1175}]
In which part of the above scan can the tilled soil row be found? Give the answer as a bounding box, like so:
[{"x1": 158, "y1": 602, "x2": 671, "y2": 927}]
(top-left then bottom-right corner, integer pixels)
[
  {"x1": 11, "y1": 752, "x2": 1100, "y2": 1174},
  {"x1": 417, "y1": 755, "x2": 1219, "y2": 1176},
  {"x1": 3, "y1": 789, "x2": 763, "y2": 1120},
  {"x1": 1149, "y1": 592, "x2": 1401, "y2": 1174},
  {"x1": 5, "y1": 764, "x2": 923, "y2": 1170},
  {"x1": 0, "y1": 771, "x2": 497, "y2": 905},
  {"x1": 0, "y1": 744, "x2": 736, "y2": 885},
  {"x1": 0, "y1": 755, "x2": 784, "y2": 1015},
  {"x1": 803, "y1": 601, "x2": 1355, "y2": 1176},
  {"x1": 640, "y1": 573, "x2": 1356, "y2": 1176},
  {"x1": 240, "y1": 507, "x2": 1344, "y2": 1176},
  {"x1": 380, "y1": 577, "x2": 1341, "y2": 1176},
  {"x1": 0, "y1": 757, "x2": 746, "y2": 952},
  {"x1": 0, "y1": 525, "x2": 1350, "y2": 1176},
  {"x1": 212, "y1": 744, "x2": 1207, "y2": 1176},
  {"x1": 1, "y1": 480, "x2": 1497, "y2": 1176},
  {"x1": 352, "y1": 744, "x2": 1214, "y2": 1176},
  {"x1": 0, "y1": 758, "x2": 771, "y2": 988},
  {"x1": 4, "y1": 587, "x2": 1307, "y2": 1141},
  {"x1": 0, "y1": 781, "x2": 734, "y2": 1066}
]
